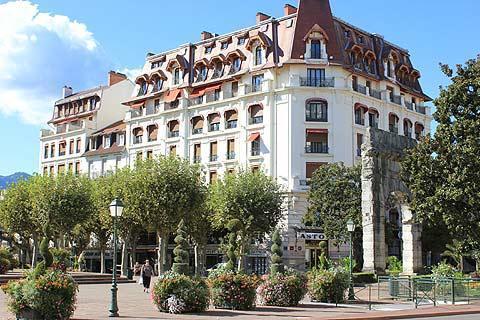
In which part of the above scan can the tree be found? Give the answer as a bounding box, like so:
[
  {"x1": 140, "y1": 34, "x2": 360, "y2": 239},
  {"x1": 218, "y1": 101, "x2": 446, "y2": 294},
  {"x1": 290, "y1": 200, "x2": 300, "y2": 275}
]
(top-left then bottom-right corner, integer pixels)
[
  {"x1": 402, "y1": 56, "x2": 480, "y2": 255},
  {"x1": 304, "y1": 163, "x2": 362, "y2": 261},
  {"x1": 172, "y1": 220, "x2": 189, "y2": 275},
  {"x1": 270, "y1": 230, "x2": 284, "y2": 275},
  {"x1": 209, "y1": 170, "x2": 284, "y2": 272},
  {"x1": 132, "y1": 156, "x2": 206, "y2": 275},
  {"x1": 441, "y1": 240, "x2": 465, "y2": 271}
]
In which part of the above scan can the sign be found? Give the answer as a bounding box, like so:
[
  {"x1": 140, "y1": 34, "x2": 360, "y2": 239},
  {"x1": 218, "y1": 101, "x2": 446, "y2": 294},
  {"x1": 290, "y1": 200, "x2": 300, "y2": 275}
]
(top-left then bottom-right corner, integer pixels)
[{"x1": 297, "y1": 232, "x2": 327, "y2": 241}]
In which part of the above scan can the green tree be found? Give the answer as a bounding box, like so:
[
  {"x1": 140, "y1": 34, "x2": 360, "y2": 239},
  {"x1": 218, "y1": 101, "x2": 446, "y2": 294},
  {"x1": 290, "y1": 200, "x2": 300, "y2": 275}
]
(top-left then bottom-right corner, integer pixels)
[
  {"x1": 209, "y1": 170, "x2": 284, "y2": 272},
  {"x1": 304, "y1": 163, "x2": 362, "y2": 259},
  {"x1": 172, "y1": 219, "x2": 189, "y2": 275},
  {"x1": 132, "y1": 156, "x2": 205, "y2": 274},
  {"x1": 402, "y1": 56, "x2": 480, "y2": 256},
  {"x1": 441, "y1": 240, "x2": 465, "y2": 272},
  {"x1": 270, "y1": 229, "x2": 284, "y2": 275}
]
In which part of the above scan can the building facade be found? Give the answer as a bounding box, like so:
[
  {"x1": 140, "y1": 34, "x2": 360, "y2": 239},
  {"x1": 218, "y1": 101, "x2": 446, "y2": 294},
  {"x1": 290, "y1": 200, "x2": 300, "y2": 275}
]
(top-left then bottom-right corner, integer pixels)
[{"x1": 40, "y1": 0, "x2": 432, "y2": 273}]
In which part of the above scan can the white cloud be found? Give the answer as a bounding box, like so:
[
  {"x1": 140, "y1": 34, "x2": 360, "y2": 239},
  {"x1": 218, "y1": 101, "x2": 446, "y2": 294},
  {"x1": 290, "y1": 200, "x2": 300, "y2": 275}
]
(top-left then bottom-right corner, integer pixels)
[
  {"x1": 0, "y1": 1, "x2": 110, "y2": 125},
  {"x1": 118, "y1": 67, "x2": 143, "y2": 81}
]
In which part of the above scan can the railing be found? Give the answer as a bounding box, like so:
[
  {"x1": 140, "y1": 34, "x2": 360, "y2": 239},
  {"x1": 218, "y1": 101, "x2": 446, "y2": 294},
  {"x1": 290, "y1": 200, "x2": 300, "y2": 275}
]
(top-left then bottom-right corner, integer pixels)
[
  {"x1": 392, "y1": 95, "x2": 402, "y2": 105},
  {"x1": 405, "y1": 101, "x2": 414, "y2": 111},
  {"x1": 133, "y1": 136, "x2": 142, "y2": 144},
  {"x1": 192, "y1": 128, "x2": 203, "y2": 135},
  {"x1": 168, "y1": 131, "x2": 179, "y2": 138},
  {"x1": 212, "y1": 70, "x2": 223, "y2": 79},
  {"x1": 251, "y1": 149, "x2": 260, "y2": 156},
  {"x1": 193, "y1": 156, "x2": 201, "y2": 164},
  {"x1": 146, "y1": 105, "x2": 160, "y2": 115},
  {"x1": 223, "y1": 91, "x2": 238, "y2": 99},
  {"x1": 226, "y1": 152, "x2": 236, "y2": 160},
  {"x1": 209, "y1": 155, "x2": 218, "y2": 162},
  {"x1": 354, "y1": 84, "x2": 367, "y2": 95},
  {"x1": 228, "y1": 66, "x2": 241, "y2": 75},
  {"x1": 305, "y1": 144, "x2": 329, "y2": 154},
  {"x1": 416, "y1": 105, "x2": 427, "y2": 115},
  {"x1": 389, "y1": 124, "x2": 399, "y2": 134},
  {"x1": 165, "y1": 101, "x2": 179, "y2": 110},
  {"x1": 226, "y1": 120, "x2": 237, "y2": 129},
  {"x1": 56, "y1": 125, "x2": 67, "y2": 134},
  {"x1": 300, "y1": 77, "x2": 335, "y2": 88},
  {"x1": 306, "y1": 116, "x2": 328, "y2": 122},
  {"x1": 209, "y1": 123, "x2": 220, "y2": 132},
  {"x1": 369, "y1": 121, "x2": 379, "y2": 129},
  {"x1": 59, "y1": 151, "x2": 66, "y2": 157},
  {"x1": 355, "y1": 117, "x2": 365, "y2": 126},
  {"x1": 130, "y1": 109, "x2": 142, "y2": 118},
  {"x1": 188, "y1": 97, "x2": 204, "y2": 106},
  {"x1": 404, "y1": 130, "x2": 412, "y2": 139},
  {"x1": 249, "y1": 116, "x2": 263, "y2": 125},
  {"x1": 370, "y1": 89, "x2": 382, "y2": 100}
]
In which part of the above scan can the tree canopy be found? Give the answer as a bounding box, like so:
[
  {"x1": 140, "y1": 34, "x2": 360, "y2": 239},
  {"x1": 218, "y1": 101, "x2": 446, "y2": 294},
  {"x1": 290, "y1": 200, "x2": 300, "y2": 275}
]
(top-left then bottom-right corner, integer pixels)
[{"x1": 402, "y1": 56, "x2": 480, "y2": 252}]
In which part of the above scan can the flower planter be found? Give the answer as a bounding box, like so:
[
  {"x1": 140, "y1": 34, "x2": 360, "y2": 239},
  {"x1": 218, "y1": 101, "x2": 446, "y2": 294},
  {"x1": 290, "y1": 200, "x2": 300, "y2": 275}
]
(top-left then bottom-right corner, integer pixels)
[{"x1": 16, "y1": 308, "x2": 42, "y2": 320}]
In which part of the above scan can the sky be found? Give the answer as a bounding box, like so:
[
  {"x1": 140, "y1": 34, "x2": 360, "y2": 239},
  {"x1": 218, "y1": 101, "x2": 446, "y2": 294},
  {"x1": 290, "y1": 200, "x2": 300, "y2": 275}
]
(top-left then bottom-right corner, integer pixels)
[{"x1": 0, "y1": 0, "x2": 478, "y2": 176}]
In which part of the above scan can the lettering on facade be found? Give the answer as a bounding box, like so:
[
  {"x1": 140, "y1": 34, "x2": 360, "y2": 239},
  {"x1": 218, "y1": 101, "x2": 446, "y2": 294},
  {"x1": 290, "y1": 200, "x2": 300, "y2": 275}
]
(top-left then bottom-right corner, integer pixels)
[{"x1": 297, "y1": 232, "x2": 326, "y2": 241}]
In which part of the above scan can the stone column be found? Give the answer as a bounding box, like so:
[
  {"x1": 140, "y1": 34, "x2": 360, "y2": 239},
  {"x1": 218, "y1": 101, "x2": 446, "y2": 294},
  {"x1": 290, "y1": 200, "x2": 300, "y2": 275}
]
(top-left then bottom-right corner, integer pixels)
[{"x1": 401, "y1": 204, "x2": 423, "y2": 275}]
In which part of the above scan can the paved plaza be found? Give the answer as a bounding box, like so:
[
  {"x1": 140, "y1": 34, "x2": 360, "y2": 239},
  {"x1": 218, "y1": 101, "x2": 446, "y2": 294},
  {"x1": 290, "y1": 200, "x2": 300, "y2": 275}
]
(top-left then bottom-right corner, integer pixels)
[{"x1": 2, "y1": 279, "x2": 480, "y2": 320}]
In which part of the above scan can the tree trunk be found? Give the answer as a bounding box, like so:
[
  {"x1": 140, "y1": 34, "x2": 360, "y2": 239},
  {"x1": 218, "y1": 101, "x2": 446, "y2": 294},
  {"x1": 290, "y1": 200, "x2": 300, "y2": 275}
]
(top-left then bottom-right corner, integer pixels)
[
  {"x1": 194, "y1": 245, "x2": 199, "y2": 276},
  {"x1": 130, "y1": 240, "x2": 137, "y2": 267},
  {"x1": 121, "y1": 241, "x2": 128, "y2": 277},
  {"x1": 157, "y1": 231, "x2": 163, "y2": 275},
  {"x1": 31, "y1": 235, "x2": 38, "y2": 267},
  {"x1": 157, "y1": 230, "x2": 169, "y2": 275},
  {"x1": 194, "y1": 243, "x2": 206, "y2": 276},
  {"x1": 237, "y1": 237, "x2": 246, "y2": 273},
  {"x1": 100, "y1": 248, "x2": 105, "y2": 274}
]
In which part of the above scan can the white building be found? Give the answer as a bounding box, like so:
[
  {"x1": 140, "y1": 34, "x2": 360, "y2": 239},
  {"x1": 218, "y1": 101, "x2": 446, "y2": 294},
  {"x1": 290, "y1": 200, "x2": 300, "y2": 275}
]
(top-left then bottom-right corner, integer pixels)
[{"x1": 39, "y1": 72, "x2": 134, "y2": 176}]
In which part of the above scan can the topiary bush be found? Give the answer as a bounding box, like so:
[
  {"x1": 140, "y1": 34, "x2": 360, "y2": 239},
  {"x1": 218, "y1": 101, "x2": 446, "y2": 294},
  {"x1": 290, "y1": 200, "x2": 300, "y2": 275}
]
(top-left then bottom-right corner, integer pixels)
[
  {"x1": 270, "y1": 230, "x2": 284, "y2": 275},
  {"x1": 209, "y1": 272, "x2": 259, "y2": 310},
  {"x1": 2, "y1": 268, "x2": 78, "y2": 319},
  {"x1": 51, "y1": 248, "x2": 71, "y2": 272},
  {"x1": 152, "y1": 271, "x2": 209, "y2": 314},
  {"x1": 172, "y1": 220, "x2": 190, "y2": 275},
  {"x1": 257, "y1": 269, "x2": 307, "y2": 307},
  {"x1": 307, "y1": 267, "x2": 349, "y2": 303}
]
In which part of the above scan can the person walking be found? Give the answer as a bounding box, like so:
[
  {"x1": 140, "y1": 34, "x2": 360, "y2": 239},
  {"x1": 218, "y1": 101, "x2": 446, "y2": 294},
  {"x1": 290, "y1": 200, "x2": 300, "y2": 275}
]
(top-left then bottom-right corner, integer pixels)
[{"x1": 141, "y1": 259, "x2": 154, "y2": 293}]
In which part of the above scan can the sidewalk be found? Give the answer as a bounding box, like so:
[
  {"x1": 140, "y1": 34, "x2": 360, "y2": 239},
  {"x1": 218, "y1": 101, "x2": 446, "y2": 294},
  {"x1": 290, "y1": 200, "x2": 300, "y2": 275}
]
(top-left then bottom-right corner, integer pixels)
[{"x1": 1, "y1": 282, "x2": 480, "y2": 319}]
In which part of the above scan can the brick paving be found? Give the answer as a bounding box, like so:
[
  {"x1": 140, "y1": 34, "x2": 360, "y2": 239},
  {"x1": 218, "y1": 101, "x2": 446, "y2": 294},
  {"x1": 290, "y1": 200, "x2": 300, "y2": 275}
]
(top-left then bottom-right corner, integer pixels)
[{"x1": 1, "y1": 279, "x2": 480, "y2": 320}]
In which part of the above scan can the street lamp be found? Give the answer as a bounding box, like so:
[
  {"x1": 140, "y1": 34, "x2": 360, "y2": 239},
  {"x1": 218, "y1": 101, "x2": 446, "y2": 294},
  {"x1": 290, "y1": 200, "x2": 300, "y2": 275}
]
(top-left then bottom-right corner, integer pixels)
[
  {"x1": 346, "y1": 219, "x2": 355, "y2": 301},
  {"x1": 108, "y1": 198, "x2": 124, "y2": 318}
]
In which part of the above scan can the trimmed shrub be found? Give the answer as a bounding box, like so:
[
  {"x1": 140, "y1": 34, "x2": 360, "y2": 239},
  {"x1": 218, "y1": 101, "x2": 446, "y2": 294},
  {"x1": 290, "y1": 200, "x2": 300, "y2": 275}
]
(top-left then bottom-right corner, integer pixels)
[
  {"x1": 257, "y1": 270, "x2": 307, "y2": 307},
  {"x1": 308, "y1": 268, "x2": 349, "y2": 303},
  {"x1": 0, "y1": 247, "x2": 18, "y2": 274},
  {"x1": 270, "y1": 230, "x2": 284, "y2": 275},
  {"x1": 172, "y1": 220, "x2": 189, "y2": 275},
  {"x1": 2, "y1": 268, "x2": 78, "y2": 319},
  {"x1": 51, "y1": 248, "x2": 71, "y2": 272},
  {"x1": 209, "y1": 272, "x2": 259, "y2": 310},
  {"x1": 353, "y1": 272, "x2": 377, "y2": 284},
  {"x1": 152, "y1": 271, "x2": 209, "y2": 314}
]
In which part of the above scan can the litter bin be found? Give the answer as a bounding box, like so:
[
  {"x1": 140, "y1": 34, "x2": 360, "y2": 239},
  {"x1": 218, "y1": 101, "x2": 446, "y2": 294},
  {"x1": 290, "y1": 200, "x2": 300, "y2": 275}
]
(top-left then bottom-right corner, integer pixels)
[{"x1": 127, "y1": 268, "x2": 133, "y2": 280}]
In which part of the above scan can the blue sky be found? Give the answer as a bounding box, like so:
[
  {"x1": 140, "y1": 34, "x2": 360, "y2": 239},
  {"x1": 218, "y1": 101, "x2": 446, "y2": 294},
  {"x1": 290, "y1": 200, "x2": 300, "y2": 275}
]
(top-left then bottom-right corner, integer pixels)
[{"x1": 0, "y1": 0, "x2": 478, "y2": 176}]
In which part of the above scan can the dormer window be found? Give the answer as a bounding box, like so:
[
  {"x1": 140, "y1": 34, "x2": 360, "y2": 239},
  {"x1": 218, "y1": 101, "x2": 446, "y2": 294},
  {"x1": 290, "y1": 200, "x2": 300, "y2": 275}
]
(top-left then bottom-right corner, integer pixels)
[
  {"x1": 237, "y1": 37, "x2": 246, "y2": 45},
  {"x1": 197, "y1": 65, "x2": 207, "y2": 82},
  {"x1": 89, "y1": 97, "x2": 96, "y2": 110},
  {"x1": 212, "y1": 61, "x2": 223, "y2": 79},
  {"x1": 233, "y1": 57, "x2": 241, "y2": 73},
  {"x1": 311, "y1": 40, "x2": 322, "y2": 59},
  {"x1": 304, "y1": 25, "x2": 328, "y2": 60},
  {"x1": 104, "y1": 135, "x2": 111, "y2": 148},
  {"x1": 173, "y1": 68, "x2": 181, "y2": 85},
  {"x1": 344, "y1": 29, "x2": 351, "y2": 38},
  {"x1": 358, "y1": 36, "x2": 364, "y2": 44},
  {"x1": 221, "y1": 42, "x2": 229, "y2": 49},
  {"x1": 254, "y1": 46, "x2": 263, "y2": 65},
  {"x1": 118, "y1": 133, "x2": 125, "y2": 146},
  {"x1": 151, "y1": 60, "x2": 163, "y2": 69},
  {"x1": 205, "y1": 46, "x2": 213, "y2": 54},
  {"x1": 136, "y1": 75, "x2": 149, "y2": 96}
]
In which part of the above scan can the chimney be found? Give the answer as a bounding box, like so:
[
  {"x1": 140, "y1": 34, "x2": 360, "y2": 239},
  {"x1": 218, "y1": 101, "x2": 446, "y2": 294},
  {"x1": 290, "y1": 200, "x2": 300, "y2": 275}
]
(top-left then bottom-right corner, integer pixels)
[
  {"x1": 62, "y1": 86, "x2": 73, "y2": 98},
  {"x1": 201, "y1": 31, "x2": 213, "y2": 41},
  {"x1": 256, "y1": 12, "x2": 271, "y2": 24},
  {"x1": 284, "y1": 4, "x2": 297, "y2": 15},
  {"x1": 108, "y1": 71, "x2": 127, "y2": 86}
]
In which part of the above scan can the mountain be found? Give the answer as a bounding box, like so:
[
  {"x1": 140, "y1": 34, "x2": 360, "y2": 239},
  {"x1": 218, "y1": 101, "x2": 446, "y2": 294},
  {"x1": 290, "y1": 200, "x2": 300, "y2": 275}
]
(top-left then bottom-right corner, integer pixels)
[{"x1": 0, "y1": 172, "x2": 31, "y2": 190}]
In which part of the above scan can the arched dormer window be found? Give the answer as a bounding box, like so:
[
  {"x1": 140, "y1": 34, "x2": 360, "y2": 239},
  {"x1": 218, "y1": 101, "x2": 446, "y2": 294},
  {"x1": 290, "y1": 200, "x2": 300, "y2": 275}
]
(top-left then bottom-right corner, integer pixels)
[
  {"x1": 166, "y1": 55, "x2": 188, "y2": 86},
  {"x1": 173, "y1": 68, "x2": 181, "y2": 85},
  {"x1": 246, "y1": 32, "x2": 270, "y2": 66},
  {"x1": 191, "y1": 116, "x2": 204, "y2": 135},
  {"x1": 364, "y1": 50, "x2": 377, "y2": 74},
  {"x1": 249, "y1": 104, "x2": 263, "y2": 125},
  {"x1": 210, "y1": 55, "x2": 226, "y2": 79},
  {"x1": 150, "y1": 71, "x2": 166, "y2": 93},
  {"x1": 195, "y1": 59, "x2": 209, "y2": 83},
  {"x1": 385, "y1": 51, "x2": 399, "y2": 79},
  {"x1": 311, "y1": 39, "x2": 322, "y2": 59},
  {"x1": 303, "y1": 24, "x2": 329, "y2": 60},
  {"x1": 132, "y1": 127, "x2": 143, "y2": 144},
  {"x1": 350, "y1": 46, "x2": 363, "y2": 70},
  {"x1": 254, "y1": 46, "x2": 263, "y2": 66},
  {"x1": 135, "y1": 74, "x2": 149, "y2": 96},
  {"x1": 306, "y1": 99, "x2": 328, "y2": 122},
  {"x1": 226, "y1": 50, "x2": 246, "y2": 74}
]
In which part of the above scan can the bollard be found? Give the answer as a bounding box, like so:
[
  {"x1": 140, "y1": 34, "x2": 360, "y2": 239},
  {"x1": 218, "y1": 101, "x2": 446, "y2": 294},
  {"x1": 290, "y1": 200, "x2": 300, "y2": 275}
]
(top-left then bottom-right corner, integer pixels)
[
  {"x1": 433, "y1": 280, "x2": 437, "y2": 307},
  {"x1": 368, "y1": 285, "x2": 372, "y2": 310},
  {"x1": 451, "y1": 278, "x2": 455, "y2": 305}
]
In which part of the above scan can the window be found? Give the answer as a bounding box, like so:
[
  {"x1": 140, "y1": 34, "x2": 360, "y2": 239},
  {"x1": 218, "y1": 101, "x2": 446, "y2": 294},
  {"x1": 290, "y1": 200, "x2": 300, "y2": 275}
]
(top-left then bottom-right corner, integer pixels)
[
  {"x1": 389, "y1": 114, "x2": 399, "y2": 134},
  {"x1": 75, "y1": 162, "x2": 81, "y2": 175},
  {"x1": 306, "y1": 68, "x2": 325, "y2": 86},
  {"x1": 136, "y1": 152, "x2": 143, "y2": 162},
  {"x1": 192, "y1": 116, "x2": 204, "y2": 135},
  {"x1": 59, "y1": 141, "x2": 66, "y2": 156},
  {"x1": 310, "y1": 39, "x2": 322, "y2": 59},
  {"x1": 387, "y1": 60, "x2": 393, "y2": 77},
  {"x1": 404, "y1": 119, "x2": 413, "y2": 138},
  {"x1": 387, "y1": 86, "x2": 394, "y2": 102},
  {"x1": 44, "y1": 145, "x2": 49, "y2": 159},
  {"x1": 76, "y1": 139, "x2": 81, "y2": 153},
  {"x1": 305, "y1": 129, "x2": 328, "y2": 154},
  {"x1": 153, "y1": 77, "x2": 163, "y2": 92},
  {"x1": 251, "y1": 136, "x2": 261, "y2": 156},
  {"x1": 415, "y1": 123, "x2": 424, "y2": 140},
  {"x1": 231, "y1": 81, "x2": 239, "y2": 97},
  {"x1": 147, "y1": 150, "x2": 153, "y2": 159},
  {"x1": 209, "y1": 171, "x2": 218, "y2": 183},
  {"x1": 254, "y1": 47, "x2": 263, "y2": 65},
  {"x1": 138, "y1": 81, "x2": 148, "y2": 96},
  {"x1": 89, "y1": 97, "x2": 96, "y2": 110},
  {"x1": 208, "y1": 113, "x2": 221, "y2": 132},
  {"x1": 133, "y1": 127, "x2": 143, "y2": 144},
  {"x1": 168, "y1": 120, "x2": 180, "y2": 138},
  {"x1": 237, "y1": 37, "x2": 246, "y2": 45},
  {"x1": 368, "y1": 110, "x2": 379, "y2": 128},
  {"x1": 358, "y1": 35, "x2": 364, "y2": 44},
  {"x1": 344, "y1": 29, "x2": 351, "y2": 38},
  {"x1": 356, "y1": 133, "x2": 363, "y2": 157},
  {"x1": 252, "y1": 74, "x2": 264, "y2": 92},
  {"x1": 169, "y1": 145, "x2": 177, "y2": 156},
  {"x1": 221, "y1": 41, "x2": 229, "y2": 49},
  {"x1": 205, "y1": 46, "x2": 213, "y2": 54},
  {"x1": 227, "y1": 139, "x2": 235, "y2": 160},
  {"x1": 68, "y1": 162, "x2": 74, "y2": 172},
  {"x1": 252, "y1": 166, "x2": 260, "y2": 173},
  {"x1": 306, "y1": 162, "x2": 325, "y2": 179},
  {"x1": 197, "y1": 65, "x2": 207, "y2": 82},
  {"x1": 147, "y1": 125, "x2": 158, "y2": 142},
  {"x1": 212, "y1": 61, "x2": 223, "y2": 79},
  {"x1": 193, "y1": 144, "x2": 201, "y2": 163},
  {"x1": 118, "y1": 134, "x2": 125, "y2": 146},
  {"x1": 58, "y1": 164, "x2": 65, "y2": 174},
  {"x1": 50, "y1": 144, "x2": 55, "y2": 157},
  {"x1": 231, "y1": 57, "x2": 242, "y2": 74},
  {"x1": 43, "y1": 166, "x2": 48, "y2": 175},
  {"x1": 225, "y1": 110, "x2": 238, "y2": 129},
  {"x1": 306, "y1": 101, "x2": 328, "y2": 122},
  {"x1": 352, "y1": 75, "x2": 358, "y2": 91},
  {"x1": 354, "y1": 107, "x2": 365, "y2": 125},
  {"x1": 249, "y1": 105, "x2": 263, "y2": 125},
  {"x1": 210, "y1": 141, "x2": 218, "y2": 162},
  {"x1": 173, "y1": 68, "x2": 181, "y2": 85},
  {"x1": 151, "y1": 60, "x2": 163, "y2": 69},
  {"x1": 104, "y1": 135, "x2": 111, "y2": 148}
]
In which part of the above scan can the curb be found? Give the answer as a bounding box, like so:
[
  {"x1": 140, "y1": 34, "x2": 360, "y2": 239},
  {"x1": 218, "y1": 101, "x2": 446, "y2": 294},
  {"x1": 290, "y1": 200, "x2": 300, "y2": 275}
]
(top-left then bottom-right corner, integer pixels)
[{"x1": 319, "y1": 308, "x2": 480, "y2": 320}]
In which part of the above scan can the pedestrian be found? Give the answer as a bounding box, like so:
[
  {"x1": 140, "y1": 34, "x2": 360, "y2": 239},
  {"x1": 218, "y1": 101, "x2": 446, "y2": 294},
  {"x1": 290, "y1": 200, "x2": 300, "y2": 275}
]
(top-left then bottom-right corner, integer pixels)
[{"x1": 140, "y1": 259, "x2": 154, "y2": 293}]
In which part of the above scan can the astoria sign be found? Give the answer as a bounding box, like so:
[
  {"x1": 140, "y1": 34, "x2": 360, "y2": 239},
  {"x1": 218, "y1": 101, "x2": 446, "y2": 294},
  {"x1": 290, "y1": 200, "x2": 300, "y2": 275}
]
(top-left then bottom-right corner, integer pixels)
[{"x1": 297, "y1": 232, "x2": 327, "y2": 241}]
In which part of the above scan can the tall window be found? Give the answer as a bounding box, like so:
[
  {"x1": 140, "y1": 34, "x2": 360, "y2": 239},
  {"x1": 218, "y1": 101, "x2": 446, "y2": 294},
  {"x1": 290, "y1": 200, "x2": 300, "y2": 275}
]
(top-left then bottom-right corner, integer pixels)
[
  {"x1": 153, "y1": 77, "x2": 163, "y2": 92},
  {"x1": 208, "y1": 113, "x2": 221, "y2": 132},
  {"x1": 249, "y1": 105, "x2": 263, "y2": 125},
  {"x1": 354, "y1": 107, "x2": 365, "y2": 125},
  {"x1": 44, "y1": 145, "x2": 49, "y2": 159},
  {"x1": 356, "y1": 133, "x2": 363, "y2": 157},
  {"x1": 306, "y1": 68, "x2": 325, "y2": 86},
  {"x1": 254, "y1": 47, "x2": 263, "y2": 65},
  {"x1": 197, "y1": 65, "x2": 207, "y2": 82},
  {"x1": 252, "y1": 74, "x2": 264, "y2": 92},
  {"x1": 251, "y1": 136, "x2": 260, "y2": 156},
  {"x1": 227, "y1": 139, "x2": 235, "y2": 160},
  {"x1": 306, "y1": 101, "x2": 328, "y2": 122},
  {"x1": 173, "y1": 68, "x2": 181, "y2": 85},
  {"x1": 193, "y1": 144, "x2": 201, "y2": 163},
  {"x1": 387, "y1": 60, "x2": 393, "y2": 77},
  {"x1": 231, "y1": 57, "x2": 242, "y2": 74},
  {"x1": 138, "y1": 81, "x2": 148, "y2": 96},
  {"x1": 368, "y1": 111, "x2": 379, "y2": 128},
  {"x1": 225, "y1": 110, "x2": 238, "y2": 129},
  {"x1": 389, "y1": 114, "x2": 399, "y2": 134},
  {"x1": 192, "y1": 116, "x2": 204, "y2": 135},
  {"x1": 133, "y1": 127, "x2": 143, "y2": 144},
  {"x1": 168, "y1": 120, "x2": 180, "y2": 138},
  {"x1": 212, "y1": 61, "x2": 223, "y2": 78},
  {"x1": 403, "y1": 119, "x2": 413, "y2": 138},
  {"x1": 311, "y1": 40, "x2": 321, "y2": 59},
  {"x1": 305, "y1": 130, "x2": 328, "y2": 154},
  {"x1": 147, "y1": 125, "x2": 158, "y2": 142},
  {"x1": 209, "y1": 141, "x2": 218, "y2": 162}
]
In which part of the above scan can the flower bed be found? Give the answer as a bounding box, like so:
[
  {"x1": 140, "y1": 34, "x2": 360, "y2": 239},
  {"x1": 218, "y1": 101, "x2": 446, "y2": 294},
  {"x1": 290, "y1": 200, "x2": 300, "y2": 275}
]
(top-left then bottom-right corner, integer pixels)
[
  {"x1": 2, "y1": 268, "x2": 78, "y2": 319},
  {"x1": 209, "y1": 272, "x2": 259, "y2": 310},
  {"x1": 307, "y1": 268, "x2": 349, "y2": 303},
  {"x1": 152, "y1": 271, "x2": 209, "y2": 314},
  {"x1": 257, "y1": 271, "x2": 307, "y2": 307}
]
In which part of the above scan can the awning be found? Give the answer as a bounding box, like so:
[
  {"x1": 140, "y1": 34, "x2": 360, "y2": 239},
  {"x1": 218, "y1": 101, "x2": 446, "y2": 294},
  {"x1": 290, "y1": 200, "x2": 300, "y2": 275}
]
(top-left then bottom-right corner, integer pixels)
[
  {"x1": 205, "y1": 84, "x2": 222, "y2": 93},
  {"x1": 190, "y1": 87, "x2": 206, "y2": 98},
  {"x1": 248, "y1": 132, "x2": 260, "y2": 142},
  {"x1": 225, "y1": 110, "x2": 238, "y2": 121},
  {"x1": 131, "y1": 102, "x2": 145, "y2": 110},
  {"x1": 164, "y1": 89, "x2": 182, "y2": 103},
  {"x1": 354, "y1": 103, "x2": 368, "y2": 112},
  {"x1": 306, "y1": 129, "x2": 328, "y2": 134},
  {"x1": 209, "y1": 113, "x2": 221, "y2": 124}
]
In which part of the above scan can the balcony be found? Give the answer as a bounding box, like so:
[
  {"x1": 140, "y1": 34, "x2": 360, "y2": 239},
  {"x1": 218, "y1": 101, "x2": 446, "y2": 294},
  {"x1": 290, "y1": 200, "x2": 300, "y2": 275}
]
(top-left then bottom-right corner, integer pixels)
[
  {"x1": 355, "y1": 117, "x2": 365, "y2": 126},
  {"x1": 245, "y1": 84, "x2": 262, "y2": 94},
  {"x1": 146, "y1": 104, "x2": 160, "y2": 115},
  {"x1": 130, "y1": 109, "x2": 143, "y2": 118},
  {"x1": 226, "y1": 120, "x2": 237, "y2": 129},
  {"x1": 209, "y1": 155, "x2": 218, "y2": 162},
  {"x1": 369, "y1": 89, "x2": 382, "y2": 100},
  {"x1": 188, "y1": 96, "x2": 204, "y2": 107},
  {"x1": 251, "y1": 148, "x2": 261, "y2": 156},
  {"x1": 405, "y1": 101, "x2": 414, "y2": 111},
  {"x1": 306, "y1": 116, "x2": 328, "y2": 123},
  {"x1": 391, "y1": 95, "x2": 402, "y2": 106},
  {"x1": 300, "y1": 77, "x2": 335, "y2": 88},
  {"x1": 209, "y1": 123, "x2": 220, "y2": 132},
  {"x1": 305, "y1": 143, "x2": 329, "y2": 154},
  {"x1": 192, "y1": 128, "x2": 203, "y2": 135},
  {"x1": 389, "y1": 124, "x2": 399, "y2": 134},
  {"x1": 205, "y1": 92, "x2": 220, "y2": 103},
  {"x1": 249, "y1": 116, "x2": 263, "y2": 125},
  {"x1": 165, "y1": 100, "x2": 179, "y2": 110},
  {"x1": 193, "y1": 156, "x2": 201, "y2": 164},
  {"x1": 226, "y1": 151, "x2": 236, "y2": 160},
  {"x1": 56, "y1": 124, "x2": 67, "y2": 134},
  {"x1": 133, "y1": 136, "x2": 143, "y2": 144},
  {"x1": 168, "y1": 131, "x2": 179, "y2": 138},
  {"x1": 59, "y1": 151, "x2": 66, "y2": 157},
  {"x1": 354, "y1": 84, "x2": 367, "y2": 95},
  {"x1": 416, "y1": 104, "x2": 427, "y2": 115}
]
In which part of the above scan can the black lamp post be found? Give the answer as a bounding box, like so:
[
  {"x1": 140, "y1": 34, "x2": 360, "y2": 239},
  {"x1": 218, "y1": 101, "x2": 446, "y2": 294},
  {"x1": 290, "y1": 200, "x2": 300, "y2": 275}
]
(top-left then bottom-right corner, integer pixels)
[
  {"x1": 347, "y1": 218, "x2": 356, "y2": 301},
  {"x1": 108, "y1": 198, "x2": 124, "y2": 318}
]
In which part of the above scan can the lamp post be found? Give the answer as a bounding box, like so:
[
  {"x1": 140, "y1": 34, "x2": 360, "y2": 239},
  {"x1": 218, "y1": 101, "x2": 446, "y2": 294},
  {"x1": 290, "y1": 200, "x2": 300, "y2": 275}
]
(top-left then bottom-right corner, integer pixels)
[
  {"x1": 347, "y1": 218, "x2": 356, "y2": 301},
  {"x1": 109, "y1": 198, "x2": 124, "y2": 318}
]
